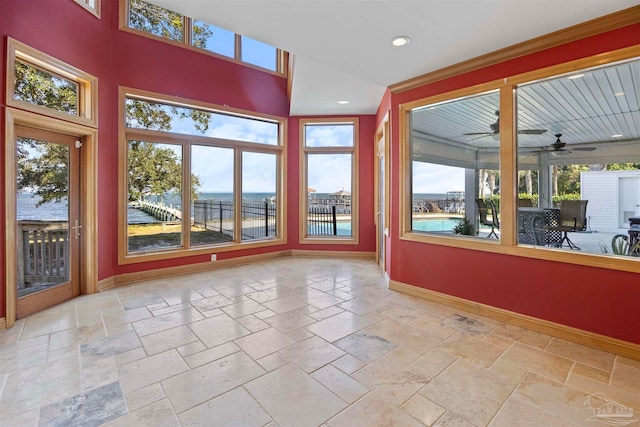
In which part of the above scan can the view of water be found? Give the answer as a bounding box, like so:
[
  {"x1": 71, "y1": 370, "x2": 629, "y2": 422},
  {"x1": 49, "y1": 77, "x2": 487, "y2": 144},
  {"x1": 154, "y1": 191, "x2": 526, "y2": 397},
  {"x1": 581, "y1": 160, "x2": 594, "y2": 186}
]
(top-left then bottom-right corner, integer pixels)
[
  {"x1": 17, "y1": 193, "x2": 68, "y2": 221},
  {"x1": 412, "y1": 217, "x2": 462, "y2": 232}
]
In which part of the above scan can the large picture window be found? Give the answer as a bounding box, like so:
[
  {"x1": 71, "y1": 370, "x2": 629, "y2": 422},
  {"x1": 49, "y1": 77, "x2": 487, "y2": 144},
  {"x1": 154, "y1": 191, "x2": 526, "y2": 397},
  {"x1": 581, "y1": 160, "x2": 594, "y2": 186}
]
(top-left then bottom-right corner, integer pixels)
[
  {"x1": 401, "y1": 47, "x2": 640, "y2": 272},
  {"x1": 409, "y1": 90, "x2": 501, "y2": 240},
  {"x1": 515, "y1": 57, "x2": 640, "y2": 258},
  {"x1": 300, "y1": 120, "x2": 358, "y2": 244},
  {"x1": 120, "y1": 89, "x2": 285, "y2": 263}
]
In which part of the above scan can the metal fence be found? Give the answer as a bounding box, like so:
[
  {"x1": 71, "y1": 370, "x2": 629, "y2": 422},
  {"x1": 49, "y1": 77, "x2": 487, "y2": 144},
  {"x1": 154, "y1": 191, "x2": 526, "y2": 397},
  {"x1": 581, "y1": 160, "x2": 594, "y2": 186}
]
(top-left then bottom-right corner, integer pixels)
[
  {"x1": 194, "y1": 199, "x2": 350, "y2": 238},
  {"x1": 193, "y1": 200, "x2": 277, "y2": 240},
  {"x1": 308, "y1": 205, "x2": 338, "y2": 235}
]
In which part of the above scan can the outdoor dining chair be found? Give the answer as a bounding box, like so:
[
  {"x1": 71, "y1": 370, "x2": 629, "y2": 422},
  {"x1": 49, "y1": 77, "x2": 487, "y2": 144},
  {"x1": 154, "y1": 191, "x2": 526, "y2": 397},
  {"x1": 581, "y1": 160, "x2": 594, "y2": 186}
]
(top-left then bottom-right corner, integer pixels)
[{"x1": 476, "y1": 199, "x2": 499, "y2": 239}]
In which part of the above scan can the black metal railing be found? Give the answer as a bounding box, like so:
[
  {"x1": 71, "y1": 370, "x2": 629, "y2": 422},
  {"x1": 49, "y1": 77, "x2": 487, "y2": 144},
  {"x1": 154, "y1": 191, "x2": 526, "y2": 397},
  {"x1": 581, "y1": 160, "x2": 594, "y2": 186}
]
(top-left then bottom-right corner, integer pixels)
[
  {"x1": 193, "y1": 200, "x2": 277, "y2": 240},
  {"x1": 194, "y1": 199, "x2": 351, "y2": 238},
  {"x1": 308, "y1": 205, "x2": 338, "y2": 235}
]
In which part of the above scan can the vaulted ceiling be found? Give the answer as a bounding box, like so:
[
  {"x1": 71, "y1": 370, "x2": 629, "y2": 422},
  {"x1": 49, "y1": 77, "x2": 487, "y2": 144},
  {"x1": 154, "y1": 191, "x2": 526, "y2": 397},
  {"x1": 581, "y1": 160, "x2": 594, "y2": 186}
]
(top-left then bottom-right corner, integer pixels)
[{"x1": 146, "y1": 1, "x2": 638, "y2": 115}]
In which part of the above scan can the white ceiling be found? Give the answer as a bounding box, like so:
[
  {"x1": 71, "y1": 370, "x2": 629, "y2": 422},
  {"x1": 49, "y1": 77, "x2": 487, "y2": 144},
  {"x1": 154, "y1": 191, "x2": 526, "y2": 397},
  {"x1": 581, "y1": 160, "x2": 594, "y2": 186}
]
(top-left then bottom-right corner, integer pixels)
[{"x1": 147, "y1": 1, "x2": 637, "y2": 116}]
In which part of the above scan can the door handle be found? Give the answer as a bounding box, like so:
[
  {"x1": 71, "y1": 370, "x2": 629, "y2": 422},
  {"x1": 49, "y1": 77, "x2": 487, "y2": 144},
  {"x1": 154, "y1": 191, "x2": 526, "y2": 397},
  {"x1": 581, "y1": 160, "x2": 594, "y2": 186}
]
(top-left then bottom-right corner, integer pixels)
[{"x1": 72, "y1": 219, "x2": 82, "y2": 239}]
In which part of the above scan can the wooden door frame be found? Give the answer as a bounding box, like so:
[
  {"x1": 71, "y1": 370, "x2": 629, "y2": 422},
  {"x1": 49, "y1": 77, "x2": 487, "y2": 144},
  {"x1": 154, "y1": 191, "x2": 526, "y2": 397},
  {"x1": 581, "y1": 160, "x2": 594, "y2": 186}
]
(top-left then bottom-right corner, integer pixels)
[
  {"x1": 5, "y1": 107, "x2": 98, "y2": 328},
  {"x1": 374, "y1": 113, "x2": 390, "y2": 273}
]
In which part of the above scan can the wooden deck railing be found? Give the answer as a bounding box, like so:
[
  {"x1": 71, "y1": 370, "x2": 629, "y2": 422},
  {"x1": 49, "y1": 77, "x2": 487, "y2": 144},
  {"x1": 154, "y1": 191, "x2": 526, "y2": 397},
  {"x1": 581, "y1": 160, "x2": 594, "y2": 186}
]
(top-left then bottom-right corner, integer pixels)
[{"x1": 17, "y1": 221, "x2": 69, "y2": 290}]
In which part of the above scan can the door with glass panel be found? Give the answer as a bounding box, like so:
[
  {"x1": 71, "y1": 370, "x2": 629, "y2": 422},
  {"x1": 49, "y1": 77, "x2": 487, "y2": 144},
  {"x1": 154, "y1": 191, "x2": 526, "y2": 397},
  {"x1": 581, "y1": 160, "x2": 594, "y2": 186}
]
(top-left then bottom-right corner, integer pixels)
[{"x1": 15, "y1": 126, "x2": 80, "y2": 318}]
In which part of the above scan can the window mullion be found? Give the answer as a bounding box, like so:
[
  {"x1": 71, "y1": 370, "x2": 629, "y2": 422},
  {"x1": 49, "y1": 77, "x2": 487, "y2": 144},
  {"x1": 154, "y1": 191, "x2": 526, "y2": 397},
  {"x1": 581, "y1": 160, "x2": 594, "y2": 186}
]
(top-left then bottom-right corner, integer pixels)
[
  {"x1": 499, "y1": 85, "x2": 517, "y2": 246},
  {"x1": 235, "y1": 34, "x2": 242, "y2": 62},
  {"x1": 184, "y1": 17, "x2": 192, "y2": 46},
  {"x1": 182, "y1": 142, "x2": 192, "y2": 249},
  {"x1": 234, "y1": 148, "x2": 243, "y2": 243}
]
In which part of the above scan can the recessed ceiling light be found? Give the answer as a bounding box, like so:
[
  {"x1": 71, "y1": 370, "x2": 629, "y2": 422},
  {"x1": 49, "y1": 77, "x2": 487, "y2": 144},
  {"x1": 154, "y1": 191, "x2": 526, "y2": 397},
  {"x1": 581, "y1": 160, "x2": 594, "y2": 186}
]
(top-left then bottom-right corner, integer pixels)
[
  {"x1": 337, "y1": 100, "x2": 350, "y2": 105},
  {"x1": 391, "y1": 36, "x2": 410, "y2": 47},
  {"x1": 614, "y1": 92, "x2": 625, "y2": 96},
  {"x1": 612, "y1": 134, "x2": 623, "y2": 138},
  {"x1": 568, "y1": 73, "x2": 584, "y2": 79}
]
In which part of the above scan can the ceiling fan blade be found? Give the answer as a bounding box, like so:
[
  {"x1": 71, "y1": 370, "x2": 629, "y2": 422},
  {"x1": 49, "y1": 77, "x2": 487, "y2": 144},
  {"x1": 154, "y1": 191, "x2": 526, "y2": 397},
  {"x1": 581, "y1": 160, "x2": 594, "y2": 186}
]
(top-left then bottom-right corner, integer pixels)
[
  {"x1": 463, "y1": 132, "x2": 494, "y2": 136},
  {"x1": 572, "y1": 147, "x2": 597, "y2": 151},
  {"x1": 518, "y1": 129, "x2": 548, "y2": 135}
]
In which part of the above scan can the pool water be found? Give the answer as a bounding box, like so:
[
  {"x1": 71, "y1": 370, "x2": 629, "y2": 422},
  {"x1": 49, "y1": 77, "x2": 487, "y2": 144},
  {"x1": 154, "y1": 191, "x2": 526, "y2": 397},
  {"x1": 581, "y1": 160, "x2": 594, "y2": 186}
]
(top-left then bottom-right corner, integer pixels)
[
  {"x1": 308, "y1": 218, "x2": 462, "y2": 235},
  {"x1": 412, "y1": 217, "x2": 462, "y2": 232}
]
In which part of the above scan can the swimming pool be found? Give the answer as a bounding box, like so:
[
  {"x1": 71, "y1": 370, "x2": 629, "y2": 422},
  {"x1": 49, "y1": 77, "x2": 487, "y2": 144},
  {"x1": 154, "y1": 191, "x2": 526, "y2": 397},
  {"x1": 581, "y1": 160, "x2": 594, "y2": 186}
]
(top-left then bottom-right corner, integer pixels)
[
  {"x1": 412, "y1": 217, "x2": 462, "y2": 232},
  {"x1": 307, "y1": 217, "x2": 462, "y2": 235}
]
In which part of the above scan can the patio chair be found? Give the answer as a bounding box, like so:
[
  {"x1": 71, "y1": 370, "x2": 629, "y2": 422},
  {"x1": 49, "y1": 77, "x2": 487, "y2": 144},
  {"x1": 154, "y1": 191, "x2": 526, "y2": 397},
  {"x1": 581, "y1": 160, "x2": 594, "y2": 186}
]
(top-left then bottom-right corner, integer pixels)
[
  {"x1": 551, "y1": 200, "x2": 588, "y2": 250},
  {"x1": 476, "y1": 199, "x2": 499, "y2": 239}
]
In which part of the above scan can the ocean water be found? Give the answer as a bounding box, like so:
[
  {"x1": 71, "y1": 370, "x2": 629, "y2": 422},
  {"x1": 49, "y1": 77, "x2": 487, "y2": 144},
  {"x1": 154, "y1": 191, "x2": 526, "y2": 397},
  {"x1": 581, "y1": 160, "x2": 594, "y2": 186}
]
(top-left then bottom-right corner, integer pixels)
[{"x1": 17, "y1": 193, "x2": 68, "y2": 221}]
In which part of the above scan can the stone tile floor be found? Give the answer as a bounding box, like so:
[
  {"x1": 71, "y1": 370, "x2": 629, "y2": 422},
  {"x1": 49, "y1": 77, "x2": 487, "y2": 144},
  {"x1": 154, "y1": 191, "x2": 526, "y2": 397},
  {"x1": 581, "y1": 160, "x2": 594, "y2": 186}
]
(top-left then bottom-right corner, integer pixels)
[{"x1": 0, "y1": 257, "x2": 638, "y2": 426}]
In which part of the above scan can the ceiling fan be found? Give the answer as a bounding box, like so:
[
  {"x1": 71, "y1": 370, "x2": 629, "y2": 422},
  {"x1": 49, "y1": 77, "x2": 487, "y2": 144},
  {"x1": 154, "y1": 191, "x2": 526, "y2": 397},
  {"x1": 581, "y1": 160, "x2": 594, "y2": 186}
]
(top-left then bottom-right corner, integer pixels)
[
  {"x1": 532, "y1": 133, "x2": 598, "y2": 156},
  {"x1": 463, "y1": 110, "x2": 548, "y2": 140}
]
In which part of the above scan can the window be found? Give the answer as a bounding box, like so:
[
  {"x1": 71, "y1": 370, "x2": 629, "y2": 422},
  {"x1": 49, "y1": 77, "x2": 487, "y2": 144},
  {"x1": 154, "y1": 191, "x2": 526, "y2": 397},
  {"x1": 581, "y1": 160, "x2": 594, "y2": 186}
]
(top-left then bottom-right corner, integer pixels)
[
  {"x1": 191, "y1": 21, "x2": 235, "y2": 58},
  {"x1": 400, "y1": 47, "x2": 640, "y2": 272},
  {"x1": 515, "y1": 57, "x2": 640, "y2": 258},
  {"x1": 123, "y1": 0, "x2": 285, "y2": 75},
  {"x1": 241, "y1": 36, "x2": 277, "y2": 72},
  {"x1": 6, "y1": 38, "x2": 98, "y2": 127},
  {"x1": 300, "y1": 120, "x2": 358, "y2": 244},
  {"x1": 14, "y1": 60, "x2": 79, "y2": 115},
  {"x1": 74, "y1": 0, "x2": 100, "y2": 18},
  {"x1": 128, "y1": 0, "x2": 184, "y2": 41},
  {"x1": 409, "y1": 90, "x2": 500, "y2": 240},
  {"x1": 120, "y1": 89, "x2": 285, "y2": 263}
]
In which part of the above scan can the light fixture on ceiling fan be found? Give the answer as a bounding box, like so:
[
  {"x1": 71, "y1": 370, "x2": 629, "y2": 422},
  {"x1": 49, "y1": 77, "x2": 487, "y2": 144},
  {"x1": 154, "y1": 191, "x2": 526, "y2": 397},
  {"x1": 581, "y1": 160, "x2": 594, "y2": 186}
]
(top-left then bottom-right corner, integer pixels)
[
  {"x1": 532, "y1": 133, "x2": 598, "y2": 156},
  {"x1": 463, "y1": 110, "x2": 548, "y2": 140}
]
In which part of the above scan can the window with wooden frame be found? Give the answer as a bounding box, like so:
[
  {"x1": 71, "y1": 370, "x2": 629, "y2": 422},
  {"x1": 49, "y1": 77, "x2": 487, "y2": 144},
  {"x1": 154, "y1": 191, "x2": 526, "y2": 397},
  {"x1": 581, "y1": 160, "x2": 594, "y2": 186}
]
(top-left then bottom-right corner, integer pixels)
[
  {"x1": 74, "y1": 0, "x2": 100, "y2": 18},
  {"x1": 6, "y1": 38, "x2": 98, "y2": 128},
  {"x1": 121, "y1": 0, "x2": 287, "y2": 75},
  {"x1": 119, "y1": 88, "x2": 286, "y2": 264},
  {"x1": 400, "y1": 46, "x2": 640, "y2": 274},
  {"x1": 300, "y1": 119, "x2": 359, "y2": 245}
]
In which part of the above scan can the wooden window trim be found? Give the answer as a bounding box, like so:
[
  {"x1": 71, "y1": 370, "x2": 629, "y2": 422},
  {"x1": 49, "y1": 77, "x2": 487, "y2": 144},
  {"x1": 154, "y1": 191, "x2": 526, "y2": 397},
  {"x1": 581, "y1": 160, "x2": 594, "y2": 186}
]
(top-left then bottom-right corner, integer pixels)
[
  {"x1": 5, "y1": 38, "x2": 98, "y2": 128},
  {"x1": 73, "y1": 0, "x2": 101, "y2": 18},
  {"x1": 399, "y1": 45, "x2": 640, "y2": 274},
  {"x1": 299, "y1": 118, "x2": 360, "y2": 245},
  {"x1": 118, "y1": 87, "x2": 287, "y2": 265},
  {"x1": 118, "y1": 0, "x2": 288, "y2": 78}
]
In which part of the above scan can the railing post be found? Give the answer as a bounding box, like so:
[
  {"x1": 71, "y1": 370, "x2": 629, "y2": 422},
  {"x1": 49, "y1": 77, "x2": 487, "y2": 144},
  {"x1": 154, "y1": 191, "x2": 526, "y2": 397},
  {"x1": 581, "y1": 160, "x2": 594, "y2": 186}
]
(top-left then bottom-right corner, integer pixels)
[
  {"x1": 264, "y1": 202, "x2": 269, "y2": 237},
  {"x1": 332, "y1": 205, "x2": 337, "y2": 235},
  {"x1": 219, "y1": 201, "x2": 223, "y2": 232}
]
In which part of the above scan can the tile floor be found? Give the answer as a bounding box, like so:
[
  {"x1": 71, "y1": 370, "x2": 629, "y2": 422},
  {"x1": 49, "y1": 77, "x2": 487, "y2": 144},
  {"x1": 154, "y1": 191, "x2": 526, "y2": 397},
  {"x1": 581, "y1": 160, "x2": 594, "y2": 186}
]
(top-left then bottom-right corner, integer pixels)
[{"x1": 0, "y1": 257, "x2": 638, "y2": 426}]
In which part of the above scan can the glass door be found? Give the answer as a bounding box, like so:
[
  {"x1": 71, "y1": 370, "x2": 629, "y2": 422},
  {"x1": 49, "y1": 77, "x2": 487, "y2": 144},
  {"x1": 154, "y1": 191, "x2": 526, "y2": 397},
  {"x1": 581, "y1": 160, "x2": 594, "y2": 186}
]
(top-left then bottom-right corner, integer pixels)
[{"x1": 15, "y1": 126, "x2": 80, "y2": 318}]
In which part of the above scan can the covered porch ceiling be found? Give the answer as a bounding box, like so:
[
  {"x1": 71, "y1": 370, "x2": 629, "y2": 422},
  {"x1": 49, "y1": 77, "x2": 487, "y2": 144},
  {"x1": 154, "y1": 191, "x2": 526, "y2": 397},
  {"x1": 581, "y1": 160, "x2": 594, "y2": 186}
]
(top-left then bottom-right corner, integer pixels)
[{"x1": 412, "y1": 56, "x2": 640, "y2": 168}]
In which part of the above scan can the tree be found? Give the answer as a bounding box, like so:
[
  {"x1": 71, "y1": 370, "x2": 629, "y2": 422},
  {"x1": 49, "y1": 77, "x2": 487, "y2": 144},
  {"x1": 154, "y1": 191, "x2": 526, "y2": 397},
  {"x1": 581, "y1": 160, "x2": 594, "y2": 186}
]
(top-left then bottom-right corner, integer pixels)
[
  {"x1": 127, "y1": 141, "x2": 201, "y2": 202},
  {"x1": 14, "y1": 61, "x2": 77, "y2": 114},
  {"x1": 17, "y1": 139, "x2": 69, "y2": 206},
  {"x1": 129, "y1": 0, "x2": 213, "y2": 45},
  {"x1": 16, "y1": 1, "x2": 228, "y2": 208}
]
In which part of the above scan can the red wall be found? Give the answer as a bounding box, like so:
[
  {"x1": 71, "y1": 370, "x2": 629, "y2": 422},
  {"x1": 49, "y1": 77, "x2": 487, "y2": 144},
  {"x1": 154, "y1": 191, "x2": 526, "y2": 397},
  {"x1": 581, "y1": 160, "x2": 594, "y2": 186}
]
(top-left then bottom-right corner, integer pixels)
[
  {"x1": 386, "y1": 23, "x2": 640, "y2": 344},
  {"x1": 0, "y1": 0, "x2": 377, "y2": 319}
]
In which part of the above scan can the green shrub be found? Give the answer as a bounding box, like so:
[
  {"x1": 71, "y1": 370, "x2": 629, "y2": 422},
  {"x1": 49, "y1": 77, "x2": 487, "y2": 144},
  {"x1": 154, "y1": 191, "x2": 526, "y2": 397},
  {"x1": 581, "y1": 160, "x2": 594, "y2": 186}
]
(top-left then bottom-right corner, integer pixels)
[
  {"x1": 453, "y1": 217, "x2": 475, "y2": 235},
  {"x1": 552, "y1": 193, "x2": 580, "y2": 207}
]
